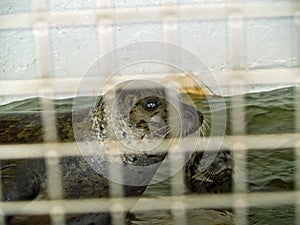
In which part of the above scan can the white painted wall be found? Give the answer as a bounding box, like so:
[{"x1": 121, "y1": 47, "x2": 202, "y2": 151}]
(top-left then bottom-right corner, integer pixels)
[{"x1": 0, "y1": 0, "x2": 297, "y2": 88}]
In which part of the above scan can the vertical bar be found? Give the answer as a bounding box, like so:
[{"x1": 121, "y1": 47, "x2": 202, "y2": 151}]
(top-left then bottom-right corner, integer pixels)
[
  {"x1": 39, "y1": 92, "x2": 63, "y2": 202},
  {"x1": 172, "y1": 201, "x2": 187, "y2": 225},
  {"x1": 167, "y1": 83, "x2": 187, "y2": 224},
  {"x1": 167, "y1": 89, "x2": 185, "y2": 198},
  {"x1": 170, "y1": 146, "x2": 187, "y2": 225},
  {"x1": 97, "y1": 18, "x2": 113, "y2": 56},
  {"x1": 163, "y1": 4, "x2": 179, "y2": 72},
  {"x1": 295, "y1": 11, "x2": 300, "y2": 69},
  {"x1": 109, "y1": 158, "x2": 124, "y2": 199},
  {"x1": 99, "y1": 0, "x2": 111, "y2": 9},
  {"x1": 294, "y1": 8, "x2": 300, "y2": 225},
  {"x1": 33, "y1": 22, "x2": 51, "y2": 80},
  {"x1": 232, "y1": 142, "x2": 248, "y2": 225},
  {"x1": 229, "y1": 12, "x2": 245, "y2": 71},
  {"x1": 110, "y1": 203, "x2": 125, "y2": 225},
  {"x1": 229, "y1": 8, "x2": 248, "y2": 225},
  {"x1": 163, "y1": 15, "x2": 178, "y2": 44},
  {"x1": 296, "y1": 139, "x2": 300, "y2": 225},
  {"x1": 0, "y1": 157, "x2": 4, "y2": 224},
  {"x1": 39, "y1": 94, "x2": 58, "y2": 143},
  {"x1": 105, "y1": 95, "x2": 125, "y2": 225},
  {"x1": 44, "y1": 149, "x2": 63, "y2": 200},
  {"x1": 231, "y1": 90, "x2": 247, "y2": 193},
  {"x1": 162, "y1": 2, "x2": 186, "y2": 220},
  {"x1": 31, "y1": 0, "x2": 47, "y2": 12},
  {"x1": 163, "y1": 0, "x2": 177, "y2": 6},
  {"x1": 0, "y1": 209, "x2": 5, "y2": 225},
  {"x1": 41, "y1": 97, "x2": 63, "y2": 224},
  {"x1": 97, "y1": 0, "x2": 112, "y2": 63},
  {"x1": 170, "y1": 147, "x2": 185, "y2": 196},
  {"x1": 50, "y1": 206, "x2": 65, "y2": 225},
  {"x1": 163, "y1": 0, "x2": 180, "y2": 73},
  {"x1": 32, "y1": 0, "x2": 65, "y2": 223},
  {"x1": 98, "y1": 2, "x2": 125, "y2": 223}
]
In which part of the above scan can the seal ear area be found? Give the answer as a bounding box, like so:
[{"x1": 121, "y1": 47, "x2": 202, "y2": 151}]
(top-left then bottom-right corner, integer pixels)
[
  {"x1": 163, "y1": 73, "x2": 215, "y2": 97},
  {"x1": 114, "y1": 89, "x2": 140, "y2": 112}
]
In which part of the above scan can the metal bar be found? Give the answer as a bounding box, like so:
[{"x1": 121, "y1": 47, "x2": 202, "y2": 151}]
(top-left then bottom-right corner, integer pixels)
[
  {"x1": 110, "y1": 203, "x2": 125, "y2": 225},
  {"x1": 96, "y1": 2, "x2": 126, "y2": 223},
  {"x1": 0, "y1": 68, "x2": 298, "y2": 99},
  {"x1": 50, "y1": 206, "x2": 65, "y2": 225},
  {"x1": 294, "y1": 6, "x2": 300, "y2": 225},
  {"x1": 0, "y1": 3, "x2": 298, "y2": 29},
  {"x1": 0, "y1": 191, "x2": 299, "y2": 215},
  {"x1": 229, "y1": 7, "x2": 248, "y2": 225},
  {"x1": 0, "y1": 133, "x2": 299, "y2": 159},
  {"x1": 32, "y1": 1, "x2": 65, "y2": 223},
  {"x1": 0, "y1": 209, "x2": 5, "y2": 225},
  {"x1": 162, "y1": 8, "x2": 187, "y2": 223},
  {"x1": 0, "y1": 1, "x2": 297, "y2": 225}
]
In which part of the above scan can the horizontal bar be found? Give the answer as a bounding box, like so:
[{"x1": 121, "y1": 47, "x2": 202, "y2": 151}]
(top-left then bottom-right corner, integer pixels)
[
  {"x1": 0, "y1": 191, "x2": 299, "y2": 215},
  {"x1": 0, "y1": 133, "x2": 298, "y2": 159},
  {"x1": 0, "y1": 68, "x2": 298, "y2": 100},
  {"x1": 0, "y1": 78, "x2": 81, "y2": 97},
  {"x1": 0, "y1": 3, "x2": 298, "y2": 29},
  {"x1": 0, "y1": 142, "x2": 79, "y2": 159}
]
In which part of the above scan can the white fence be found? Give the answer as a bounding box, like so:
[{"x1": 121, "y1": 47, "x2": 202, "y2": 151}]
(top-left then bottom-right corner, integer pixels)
[{"x1": 0, "y1": 1, "x2": 299, "y2": 225}]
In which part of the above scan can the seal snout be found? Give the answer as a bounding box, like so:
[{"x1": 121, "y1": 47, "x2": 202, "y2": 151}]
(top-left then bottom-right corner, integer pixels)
[{"x1": 180, "y1": 103, "x2": 204, "y2": 137}]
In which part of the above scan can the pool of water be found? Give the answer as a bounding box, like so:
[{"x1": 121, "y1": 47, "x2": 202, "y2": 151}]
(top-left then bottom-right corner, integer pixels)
[{"x1": 0, "y1": 87, "x2": 297, "y2": 225}]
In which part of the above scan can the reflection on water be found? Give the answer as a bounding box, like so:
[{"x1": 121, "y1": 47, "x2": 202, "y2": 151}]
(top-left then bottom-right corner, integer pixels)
[{"x1": 0, "y1": 87, "x2": 297, "y2": 225}]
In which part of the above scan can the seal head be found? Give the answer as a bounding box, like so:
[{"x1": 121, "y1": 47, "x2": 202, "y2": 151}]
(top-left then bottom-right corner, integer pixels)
[{"x1": 88, "y1": 80, "x2": 204, "y2": 167}]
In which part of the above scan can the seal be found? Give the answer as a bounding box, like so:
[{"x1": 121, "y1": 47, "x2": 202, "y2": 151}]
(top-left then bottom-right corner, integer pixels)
[
  {"x1": 184, "y1": 93, "x2": 232, "y2": 194},
  {"x1": 0, "y1": 80, "x2": 204, "y2": 225},
  {"x1": 162, "y1": 74, "x2": 232, "y2": 194},
  {"x1": 81, "y1": 80, "x2": 204, "y2": 167},
  {"x1": 185, "y1": 149, "x2": 232, "y2": 194}
]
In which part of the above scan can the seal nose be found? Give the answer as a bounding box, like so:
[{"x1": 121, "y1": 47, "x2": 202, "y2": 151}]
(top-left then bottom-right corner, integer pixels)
[{"x1": 180, "y1": 103, "x2": 204, "y2": 137}]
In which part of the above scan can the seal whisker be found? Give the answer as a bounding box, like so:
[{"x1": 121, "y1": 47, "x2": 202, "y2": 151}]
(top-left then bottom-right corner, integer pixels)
[
  {"x1": 0, "y1": 175, "x2": 14, "y2": 179},
  {"x1": 151, "y1": 124, "x2": 181, "y2": 138},
  {"x1": 199, "y1": 119, "x2": 210, "y2": 137},
  {"x1": 208, "y1": 168, "x2": 217, "y2": 181},
  {"x1": 151, "y1": 124, "x2": 171, "y2": 134},
  {"x1": 1, "y1": 164, "x2": 18, "y2": 171}
]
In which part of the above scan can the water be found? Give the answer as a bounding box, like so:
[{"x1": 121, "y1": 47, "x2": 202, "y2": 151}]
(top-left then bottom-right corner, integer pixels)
[
  {"x1": 138, "y1": 87, "x2": 296, "y2": 225},
  {"x1": 0, "y1": 87, "x2": 297, "y2": 225}
]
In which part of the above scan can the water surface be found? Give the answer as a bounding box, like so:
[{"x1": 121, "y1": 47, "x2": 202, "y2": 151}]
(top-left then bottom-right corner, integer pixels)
[{"x1": 0, "y1": 87, "x2": 297, "y2": 225}]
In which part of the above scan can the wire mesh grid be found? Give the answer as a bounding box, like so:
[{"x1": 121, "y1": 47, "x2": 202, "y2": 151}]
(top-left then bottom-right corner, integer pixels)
[{"x1": 0, "y1": 1, "x2": 299, "y2": 225}]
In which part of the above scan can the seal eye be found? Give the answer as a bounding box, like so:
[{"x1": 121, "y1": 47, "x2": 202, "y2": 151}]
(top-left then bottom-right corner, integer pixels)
[{"x1": 143, "y1": 100, "x2": 160, "y2": 111}]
